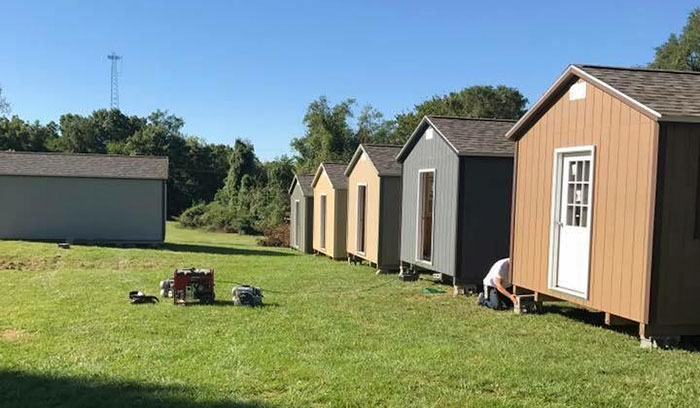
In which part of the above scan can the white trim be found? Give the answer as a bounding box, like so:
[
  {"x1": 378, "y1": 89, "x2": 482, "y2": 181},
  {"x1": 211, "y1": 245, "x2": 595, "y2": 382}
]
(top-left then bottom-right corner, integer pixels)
[
  {"x1": 415, "y1": 168, "x2": 436, "y2": 266},
  {"x1": 319, "y1": 194, "x2": 327, "y2": 250},
  {"x1": 355, "y1": 182, "x2": 367, "y2": 256},
  {"x1": 506, "y1": 65, "x2": 661, "y2": 140},
  {"x1": 547, "y1": 145, "x2": 596, "y2": 300}
]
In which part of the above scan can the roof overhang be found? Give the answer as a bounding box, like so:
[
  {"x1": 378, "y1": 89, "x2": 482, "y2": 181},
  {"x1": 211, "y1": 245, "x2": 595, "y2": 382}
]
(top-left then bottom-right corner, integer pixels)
[
  {"x1": 395, "y1": 116, "x2": 459, "y2": 163},
  {"x1": 288, "y1": 174, "x2": 300, "y2": 195},
  {"x1": 505, "y1": 65, "x2": 663, "y2": 141}
]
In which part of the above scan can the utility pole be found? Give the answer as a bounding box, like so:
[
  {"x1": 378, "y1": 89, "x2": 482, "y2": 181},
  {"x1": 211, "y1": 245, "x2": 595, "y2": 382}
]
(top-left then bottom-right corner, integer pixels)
[{"x1": 107, "y1": 52, "x2": 122, "y2": 110}]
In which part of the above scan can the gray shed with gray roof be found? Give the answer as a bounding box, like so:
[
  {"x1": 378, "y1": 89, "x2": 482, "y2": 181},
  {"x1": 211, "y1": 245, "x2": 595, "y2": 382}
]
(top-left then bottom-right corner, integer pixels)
[
  {"x1": 396, "y1": 116, "x2": 515, "y2": 285},
  {"x1": 0, "y1": 151, "x2": 168, "y2": 244},
  {"x1": 288, "y1": 173, "x2": 315, "y2": 253}
]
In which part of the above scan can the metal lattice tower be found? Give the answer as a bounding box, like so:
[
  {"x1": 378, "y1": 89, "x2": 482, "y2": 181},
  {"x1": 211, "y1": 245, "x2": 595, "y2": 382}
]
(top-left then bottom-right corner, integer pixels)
[{"x1": 107, "y1": 53, "x2": 122, "y2": 110}]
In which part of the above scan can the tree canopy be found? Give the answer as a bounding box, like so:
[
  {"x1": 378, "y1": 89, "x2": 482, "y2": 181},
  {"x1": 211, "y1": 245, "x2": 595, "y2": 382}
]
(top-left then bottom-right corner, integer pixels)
[{"x1": 650, "y1": 8, "x2": 700, "y2": 71}]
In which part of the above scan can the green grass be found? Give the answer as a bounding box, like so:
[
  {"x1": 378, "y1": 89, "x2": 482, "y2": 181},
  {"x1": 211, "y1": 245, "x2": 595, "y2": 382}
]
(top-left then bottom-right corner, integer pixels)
[{"x1": 1, "y1": 223, "x2": 700, "y2": 407}]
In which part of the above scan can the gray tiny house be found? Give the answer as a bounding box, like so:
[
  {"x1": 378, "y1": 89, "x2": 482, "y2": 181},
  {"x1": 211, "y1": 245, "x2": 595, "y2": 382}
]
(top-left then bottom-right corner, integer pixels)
[
  {"x1": 288, "y1": 174, "x2": 314, "y2": 253},
  {"x1": 396, "y1": 116, "x2": 515, "y2": 285},
  {"x1": 0, "y1": 151, "x2": 168, "y2": 244}
]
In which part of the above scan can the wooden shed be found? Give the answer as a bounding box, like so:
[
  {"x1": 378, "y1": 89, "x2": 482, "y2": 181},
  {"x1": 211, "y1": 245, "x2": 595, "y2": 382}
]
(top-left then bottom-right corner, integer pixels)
[
  {"x1": 312, "y1": 163, "x2": 348, "y2": 259},
  {"x1": 507, "y1": 64, "x2": 700, "y2": 342},
  {"x1": 396, "y1": 116, "x2": 515, "y2": 285},
  {"x1": 289, "y1": 173, "x2": 315, "y2": 253},
  {"x1": 0, "y1": 151, "x2": 168, "y2": 244},
  {"x1": 344, "y1": 144, "x2": 403, "y2": 273}
]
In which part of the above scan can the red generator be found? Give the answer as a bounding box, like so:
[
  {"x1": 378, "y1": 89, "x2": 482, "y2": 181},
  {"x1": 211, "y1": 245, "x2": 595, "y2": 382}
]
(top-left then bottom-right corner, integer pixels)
[{"x1": 172, "y1": 268, "x2": 215, "y2": 305}]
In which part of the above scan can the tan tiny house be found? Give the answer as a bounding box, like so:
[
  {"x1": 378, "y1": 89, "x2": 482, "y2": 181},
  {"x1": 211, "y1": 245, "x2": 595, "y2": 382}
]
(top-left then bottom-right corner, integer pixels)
[
  {"x1": 345, "y1": 144, "x2": 403, "y2": 273},
  {"x1": 508, "y1": 64, "x2": 700, "y2": 343},
  {"x1": 312, "y1": 163, "x2": 348, "y2": 259}
]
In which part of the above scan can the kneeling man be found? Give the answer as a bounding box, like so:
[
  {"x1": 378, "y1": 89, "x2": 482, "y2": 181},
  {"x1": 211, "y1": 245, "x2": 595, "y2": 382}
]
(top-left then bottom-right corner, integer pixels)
[{"x1": 478, "y1": 258, "x2": 516, "y2": 310}]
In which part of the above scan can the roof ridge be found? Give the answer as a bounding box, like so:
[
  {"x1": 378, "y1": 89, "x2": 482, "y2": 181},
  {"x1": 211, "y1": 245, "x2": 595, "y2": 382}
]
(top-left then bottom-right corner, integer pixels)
[
  {"x1": 428, "y1": 115, "x2": 517, "y2": 123},
  {"x1": 0, "y1": 150, "x2": 168, "y2": 160},
  {"x1": 362, "y1": 143, "x2": 403, "y2": 148},
  {"x1": 576, "y1": 63, "x2": 700, "y2": 76}
]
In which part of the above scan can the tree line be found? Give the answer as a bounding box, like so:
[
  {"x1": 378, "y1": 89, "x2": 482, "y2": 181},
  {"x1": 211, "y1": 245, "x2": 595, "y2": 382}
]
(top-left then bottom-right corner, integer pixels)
[{"x1": 2, "y1": 6, "x2": 698, "y2": 235}]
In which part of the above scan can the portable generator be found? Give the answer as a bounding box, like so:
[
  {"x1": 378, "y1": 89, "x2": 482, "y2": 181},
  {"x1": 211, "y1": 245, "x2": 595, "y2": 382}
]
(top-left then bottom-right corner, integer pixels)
[
  {"x1": 172, "y1": 268, "x2": 215, "y2": 305},
  {"x1": 232, "y1": 285, "x2": 263, "y2": 306}
]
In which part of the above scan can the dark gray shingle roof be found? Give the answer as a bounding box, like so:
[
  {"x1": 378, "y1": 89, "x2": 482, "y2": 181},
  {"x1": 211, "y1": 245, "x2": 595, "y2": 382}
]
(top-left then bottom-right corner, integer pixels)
[
  {"x1": 0, "y1": 151, "x2": 169, "y2": 180},
  {"x1": 321, "y1": 163, "x2": 348, "y2": 189},
  {"x1": 427, "y1": 116, "x2": 515, "y2": 155},
  {"x1": 290, "y1": 174, "x2": 315, "y2": 196},
  {"x1": 345, "y1": 144, "x2": 402, "y2": 176},
  {"x1": 577, "y1": 64, "x2": 700, "y2": 118}
]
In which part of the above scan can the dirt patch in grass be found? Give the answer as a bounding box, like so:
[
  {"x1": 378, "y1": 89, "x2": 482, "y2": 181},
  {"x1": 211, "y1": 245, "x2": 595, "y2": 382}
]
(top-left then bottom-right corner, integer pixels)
[
  {"x1": 1, "y1": 328, "x2": 31, "y2": 343},
  {"x1": 0, "y1": 256, "x2": 61, "y2": 271}
]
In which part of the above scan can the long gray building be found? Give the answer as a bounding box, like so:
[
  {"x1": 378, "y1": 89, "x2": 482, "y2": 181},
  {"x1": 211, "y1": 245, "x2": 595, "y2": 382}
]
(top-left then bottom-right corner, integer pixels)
[
  {"x1": 0, "y1": 151, "x2": 168, "y2": 244},
  {"x1": 288, "y1": 173, "x2": 314, "y2": 253},
  {"x1": 396, "y1": 116, "x2": 515, "y2": 285}
]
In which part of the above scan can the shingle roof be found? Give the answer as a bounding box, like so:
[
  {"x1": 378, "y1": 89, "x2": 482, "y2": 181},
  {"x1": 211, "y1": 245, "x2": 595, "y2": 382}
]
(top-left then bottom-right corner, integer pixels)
[
  {"x1": 289, "y1": 174, "x2": 315, "y2": 196},
  {"x1": 312, "y1": 162, "x2": 348, "y2": 189},
  {"x1": 576, "y1": 64, "x2": 700, "y2": 118},
  {"x1": 0, "y1": 151, "x2": 169, "y2": 180},
  {"x1": 396, "y1": 116, "x2": 515, "y2": 162},
  {"x1": 507, "y1": 64, "x2": 700, "y2": 140},
  {"x1": 345, "y1": 144, "x2": 402, "y2": 177}
]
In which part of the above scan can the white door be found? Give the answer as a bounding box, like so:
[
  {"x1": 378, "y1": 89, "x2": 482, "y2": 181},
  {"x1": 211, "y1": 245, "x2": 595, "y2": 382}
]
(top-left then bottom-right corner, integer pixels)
[{"x1": 550, "y1": 147, "x2": 594, "y2": 298}]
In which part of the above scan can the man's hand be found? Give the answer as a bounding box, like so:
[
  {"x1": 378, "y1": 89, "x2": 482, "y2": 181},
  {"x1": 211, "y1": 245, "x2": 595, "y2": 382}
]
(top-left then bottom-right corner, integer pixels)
[{"x1": 510, "y1": 294, "x2": 518, "y2": 305}]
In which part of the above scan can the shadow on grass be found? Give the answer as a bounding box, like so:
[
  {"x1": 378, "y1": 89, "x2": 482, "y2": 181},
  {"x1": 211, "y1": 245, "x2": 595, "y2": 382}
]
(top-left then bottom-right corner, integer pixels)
[
  {"x1": 159, "y1": 243, "x2": 293, "y2": 257},
  {"x1": 0, "y1": 370, "x2": 275, "y2": 408},
  {"x1": 539, "y1": 303, "x2": 700, "y2": 351}
]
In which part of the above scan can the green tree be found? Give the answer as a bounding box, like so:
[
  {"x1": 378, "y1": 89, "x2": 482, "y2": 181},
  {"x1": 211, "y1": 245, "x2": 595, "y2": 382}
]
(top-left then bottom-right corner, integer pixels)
[
  {"x1": 389, "y1": 85, "x2": 528, "y2": 144},
  {"x1": 0, "y1": 86, "x2": 10, "y2": 116},
  {"x1": 650, "y1": 8, "x2": 700, "y2": 71},
  {"x1": 291, "y1": 96, "x2": 357, "y2": 173},
  {"x1": 216, "y1": 139, "x2": 262, "y2": 206},
  {"x1": 0, "y1": 116, "x2": 58, "y2": 151},
  {"x1": 356, "y1": 105, "x2": 395, "y2": 145},
  {"x1": 56, "y1": 109, "x2": 144, "y2": 153}
]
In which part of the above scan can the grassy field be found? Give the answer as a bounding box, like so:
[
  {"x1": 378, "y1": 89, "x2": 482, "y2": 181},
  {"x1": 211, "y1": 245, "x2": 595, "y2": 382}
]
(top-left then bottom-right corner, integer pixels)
[{"x1": 1, "y1": 223, "x2": 700, "y2": 407}]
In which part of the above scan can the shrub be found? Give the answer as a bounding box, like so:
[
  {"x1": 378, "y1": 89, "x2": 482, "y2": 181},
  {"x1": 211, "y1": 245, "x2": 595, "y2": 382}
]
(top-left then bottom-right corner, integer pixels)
[
  {"x1": 178, "y1": 202, "x2": 207, "y2": 228},
  {"x1": 257, "y1": 224, "x2": 290, "y2": 247}
]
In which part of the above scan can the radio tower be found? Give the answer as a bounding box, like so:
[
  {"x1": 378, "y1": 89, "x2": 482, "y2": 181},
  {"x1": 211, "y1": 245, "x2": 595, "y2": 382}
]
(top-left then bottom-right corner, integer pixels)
[{"x1": 107, "y1": 52, "x2": 122, "y2": 110}]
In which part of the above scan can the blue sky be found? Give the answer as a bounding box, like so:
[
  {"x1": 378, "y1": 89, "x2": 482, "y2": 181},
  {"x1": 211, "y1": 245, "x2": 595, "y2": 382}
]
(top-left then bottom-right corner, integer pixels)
[{"x1": 0, "y1": 0, "x2": 696, "y2": 159}]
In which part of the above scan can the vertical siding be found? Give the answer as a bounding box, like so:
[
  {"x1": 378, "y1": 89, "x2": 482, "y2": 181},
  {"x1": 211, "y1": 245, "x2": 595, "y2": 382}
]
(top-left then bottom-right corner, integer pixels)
[
  {"x1": 378, "y1": 176, "x2": 402, "y2": 269},
  {"x1": 313, "y1": 171, "x2": 338, "y2": 257},
  {"x1": 290, "y1": 184, "x2": 313, "y2": 253},
  {"x1": 0, "y1": 176, "x2": 164, "y2": 243},
  {"x1": 512, "y1": 79, "x2": 657, "y2": 322},
  {"x1": 650, "y1": 123, "x2": 700, "y2": 327},
  {"x1": 400, "y1": 127, "x2": 460, "y2": 276},
  {"x1": 346, "y1": 153, "x2": 381, "y2": 263},
  {"x1": 457, "y1": 157, "x2": 513, "y2": 284}
]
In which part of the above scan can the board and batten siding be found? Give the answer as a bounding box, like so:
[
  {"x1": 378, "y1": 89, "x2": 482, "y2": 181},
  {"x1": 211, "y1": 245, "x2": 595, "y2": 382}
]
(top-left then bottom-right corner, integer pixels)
[
  {"x1": 0, "y1": 176, "x2": 165, "y2": 243},
  {"x1": 346, "y1": 151, "x2": 381, "y2": 263},
  {"x1": 378, "y1": 176, "x2": 402, "y2": 269},
  {"x1": 650, "y1": 122, "x2": 700, "y2": 327},
  {"x1": 290, "y1": 183, "x2": 313, "y2": 253},
  {"x1": 512, "y1": 78, "x2": 658, "y2": 323},
  {"x1": 400, "y1": 127, "x2": 460, "y2": 276}
]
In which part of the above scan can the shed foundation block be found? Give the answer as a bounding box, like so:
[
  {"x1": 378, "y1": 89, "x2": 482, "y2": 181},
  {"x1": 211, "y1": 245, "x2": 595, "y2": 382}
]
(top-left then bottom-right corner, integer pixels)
[{"x1": 514, "y1": 294, "x2": 542, "y2": 315}]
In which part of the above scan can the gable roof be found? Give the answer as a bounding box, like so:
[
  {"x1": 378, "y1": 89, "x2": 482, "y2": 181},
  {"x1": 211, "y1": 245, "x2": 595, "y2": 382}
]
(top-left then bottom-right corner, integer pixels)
[
  {"x1": 288, "y1": 173, "x2": 315, "y2": 196},
  {"x1": 311, "y1": 162, "x2": 348, "y2": 189},
  {"x1": 345, "y1": 144, "x2": 402, "y2": 177},
  {"x1": 507, "y1": 64, "x2": 700, "y2": 140},
  {"x1": 396, "y1": 116, "x2": 516, "y2": 162},
  {"x1": 0, "y1": 151, "x2": 169, "y2": 180}
]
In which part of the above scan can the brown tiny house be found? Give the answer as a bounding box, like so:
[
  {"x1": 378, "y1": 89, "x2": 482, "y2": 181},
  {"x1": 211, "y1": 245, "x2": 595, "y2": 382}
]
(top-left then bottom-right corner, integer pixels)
[
  {"x1": 508, "y1": 64, "x2": 700, "y2": 344},
  {"x1": 345, "y1": 144, "x2": 403, "y2": 273},
  {"x1": 312, "y1": 163, "x2": 348, "y2": 259}
]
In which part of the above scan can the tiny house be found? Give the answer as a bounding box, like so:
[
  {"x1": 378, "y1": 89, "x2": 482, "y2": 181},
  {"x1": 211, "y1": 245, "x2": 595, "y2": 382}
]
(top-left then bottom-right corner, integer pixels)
[
  {"x1": 289, "y1": 173, "x2": 315, "y2": 253},
  {"x1": 312, "y1": 163, "x2": 348, "y2": 259},
  {"x1": 397, "y1": 116, "x2": 515, "y2": 285},
  {"x1": 508, "y1": 64, "x2": 700, "y2": 342},
  {"x1": 344, "y1": 144, "x2": 403, "y2": 273}
]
